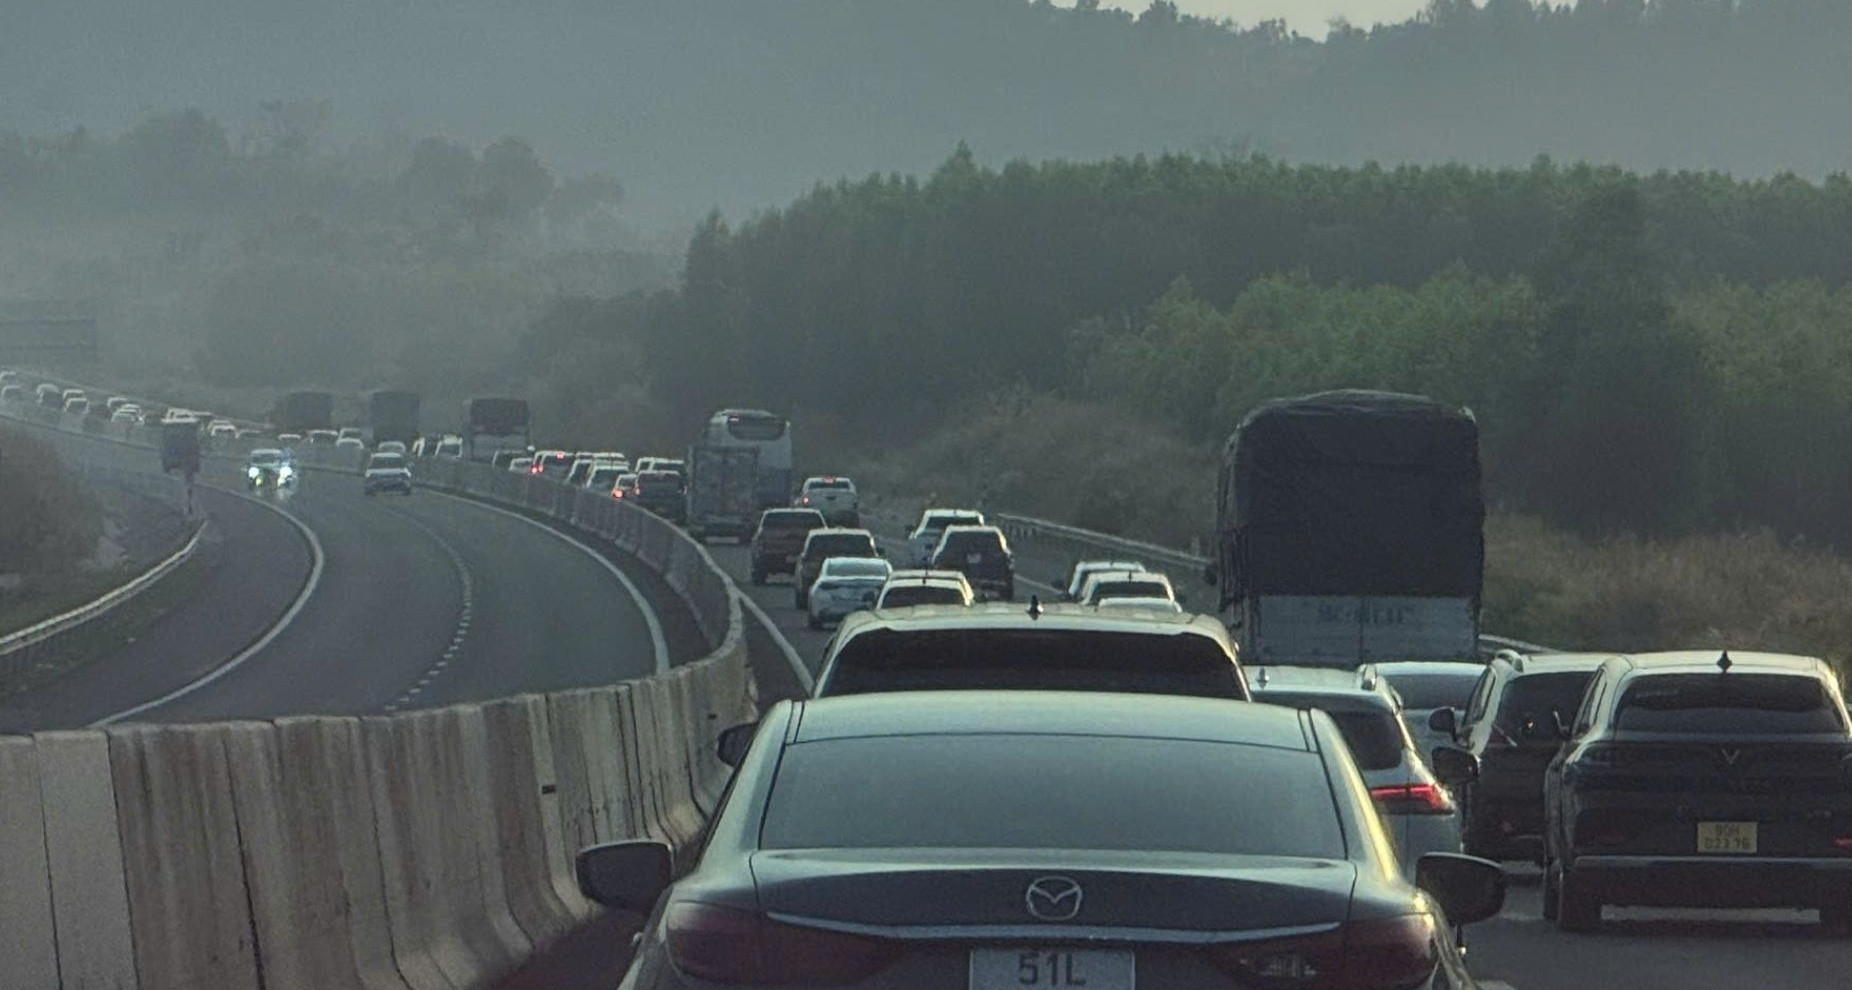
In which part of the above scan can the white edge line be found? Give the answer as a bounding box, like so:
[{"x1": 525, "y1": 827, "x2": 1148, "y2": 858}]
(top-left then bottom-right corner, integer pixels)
[
  {"x1": 89, "y1": 487, "x2": 326, "y2": 727},
  {"x1": 420, "y1": 488, "x2": 671, "y2": 675},
  {"x1": 734, "y1": 589, "x2": 814, "y2": 694}
]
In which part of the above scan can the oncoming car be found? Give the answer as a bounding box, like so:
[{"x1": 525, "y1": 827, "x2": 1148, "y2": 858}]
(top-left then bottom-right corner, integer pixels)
[
  {"x1": 579, "y1": 691, "x2": 1508, "y2": 990},
  {"x1": 806, "y1": 556, "x2": 895, "y2": 629},
  {"x1": 362, "y1": 451, "x2": 414, "y2": 496},
  {"x1": 245, "y1": 448, "x2": 296, "y2": 491}
]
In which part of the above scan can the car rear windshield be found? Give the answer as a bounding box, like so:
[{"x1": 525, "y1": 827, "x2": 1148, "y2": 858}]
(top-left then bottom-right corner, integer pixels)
[
  {"x1": 1253, "y1": 693, "x2": 1404, "y2": 770},
  {"x1": 589, "y1": 467, "x2": 623, "y2": 484},
  {"x1": 369, "y1": 454, "x2": 405, "y2": 469},
  {"x1": 939, "y1": 531, "x2": 1005, "y2": 555},
  {"x1": 809, "y1": 534, "x2": 875, "y2": 556},
  {"x1": 761, "y1": 735, "x2": 1342, "y2": 857},
  {"x1": 1089, "y1": 580, "x2": 1168, "y2": 602},
  {"x1": 807, "y1": 479, "x2": 853, "y2": 490},
  {"x1": 1494, "y1": 671, "x2": 1597, "y2": 743},
  {"x1": 826, "y1": 560, "x2": 891, "y2": 579},
  {"x1": 763, "y1": 512, "x2": 824, "y2": 530},
  {"x1": 1616, "y1": 674, "x2": 1846, "y2": 735},
  {"x1": 250, "y1": 452, "x2": 282, "y2": 466},
  {"x1": 822, "y1": 628, "x2": 1245, "y2": 700},
  {"x1": 880, "y1": 586, "x2": 966, "y2": 608},
  {"x1": 1377, "y1": 671, "x2": 1482, "y2": 711},
  {"x1": 637, "y1": 471, "x2": 684, "y2": 491},
  {"x1": 923, "y1": 514, "x2": 983, "y2": 532}
]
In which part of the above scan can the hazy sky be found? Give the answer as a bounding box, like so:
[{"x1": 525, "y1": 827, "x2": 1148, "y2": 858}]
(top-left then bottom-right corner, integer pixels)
[{"x1": 1108, "y1": 1, "x2": 1430, "y2": 34}]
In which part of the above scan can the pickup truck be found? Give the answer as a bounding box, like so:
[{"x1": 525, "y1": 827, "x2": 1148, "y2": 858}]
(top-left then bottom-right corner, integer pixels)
[
  {"x1": 794, "y1": 475, "x2": 859, "y2": 526},
  {"x1": 748, "y1": 508, "x2": 827, "y2": 584}
]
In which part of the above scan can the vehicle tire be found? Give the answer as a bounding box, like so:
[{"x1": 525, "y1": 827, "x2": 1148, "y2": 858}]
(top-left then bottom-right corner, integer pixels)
[
  {"x1": 1555, "y1": 865, "x2": 1600, "y2": 933},
  {"x1": 1541, "y1": 860, "x2": 1561, "y2": 923}
]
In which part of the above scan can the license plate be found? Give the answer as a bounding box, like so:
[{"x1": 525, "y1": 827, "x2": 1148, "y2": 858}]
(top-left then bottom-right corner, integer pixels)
[
  {"x1": 1697, "y1": 821, "x2": 1758, "y2": 854},
  {"x1": 970, "y1": 949, "x2": 1133, "y2": 990}
]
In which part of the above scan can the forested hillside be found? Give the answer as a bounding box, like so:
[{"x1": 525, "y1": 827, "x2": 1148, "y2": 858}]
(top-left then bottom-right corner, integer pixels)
[
  {"x1": 7, "y1": 1, "x2": 1849, "y2": 221},
  {"x1": 530, "y1": 151, "x2": 1852, "y2": 546}
]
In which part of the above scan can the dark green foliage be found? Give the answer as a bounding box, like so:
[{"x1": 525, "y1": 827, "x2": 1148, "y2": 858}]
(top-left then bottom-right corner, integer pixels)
[{"x1": 634, "y1": 152, "x2": 1852, "y2": 544}]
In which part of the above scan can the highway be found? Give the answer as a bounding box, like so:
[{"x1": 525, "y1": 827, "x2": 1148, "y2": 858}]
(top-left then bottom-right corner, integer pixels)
[
  {"x1": 700, "y1": 511, "x2": 1852, "y2": 990},
  {"x1": 0, "y1": 420, "x2": 698, "y2": 732}
]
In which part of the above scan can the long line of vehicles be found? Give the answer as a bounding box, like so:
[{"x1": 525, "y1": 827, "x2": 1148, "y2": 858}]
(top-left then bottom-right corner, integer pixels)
[{"x1": 12, "y1": 367, "x2": 1848, "y2": 986}]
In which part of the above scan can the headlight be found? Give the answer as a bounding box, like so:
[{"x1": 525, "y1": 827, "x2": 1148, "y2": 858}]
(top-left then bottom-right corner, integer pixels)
[
  {"x1": 247, "y1": 467, "x2": 261, "y2": 478},
  {"x1": 279, "y1": 466, "x2": 293, "y2": 478}
]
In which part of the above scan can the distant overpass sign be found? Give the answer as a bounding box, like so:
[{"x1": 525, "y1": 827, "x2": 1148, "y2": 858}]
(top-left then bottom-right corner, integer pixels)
[{"x1": 0, "y1": 301, "x2": 99, "y2": 366}]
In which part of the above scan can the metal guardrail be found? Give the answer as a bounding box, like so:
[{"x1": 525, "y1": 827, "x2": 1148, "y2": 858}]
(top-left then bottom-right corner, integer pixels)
[{"x1": 0, "y1": 409, "x2": 210, "y2": 684}]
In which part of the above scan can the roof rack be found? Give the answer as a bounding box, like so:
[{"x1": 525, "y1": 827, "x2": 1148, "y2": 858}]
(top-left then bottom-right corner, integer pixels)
[
  {"x1": 1357, "y1": 665, "x2": 1378, "y2": 692},
  {"x1": 1495, "y1": 648, "x2": 1526, "y2": 672}
]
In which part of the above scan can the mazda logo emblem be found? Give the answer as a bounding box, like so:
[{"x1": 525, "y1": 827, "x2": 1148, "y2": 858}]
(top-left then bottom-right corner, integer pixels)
[{"x1": 1024, "y1": 876, "x2": 1084, "y2": 922}]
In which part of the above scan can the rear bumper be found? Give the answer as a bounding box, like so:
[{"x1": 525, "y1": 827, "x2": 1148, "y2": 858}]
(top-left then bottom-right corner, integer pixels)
[
  {"x1": 364, "y1": 478, "x2": 413, "y2": 493},
  {"x1": 1570, "y1": 854, "x2": 1852, "y2": 907}
]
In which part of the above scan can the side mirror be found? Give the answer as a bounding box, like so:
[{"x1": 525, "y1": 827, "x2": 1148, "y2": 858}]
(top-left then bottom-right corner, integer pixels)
[
  {"x1": 575, "y1": 840, "x2": 673, "y2": 912},
  {"x1": 1201, "y1": 564, "x2": 1217, "y2": 586},
  {"x1": 717, "y1": 721, "x2": 758, "y2": 767},
  {"x1": 1430, "y1": 747, "x2": 1479, "y2": 788},
  {"x1": 1427, "y1": 707, "x2": 1458, "y2": 735},
  {"x1": 1415, "y1": 853, "x2": 1506, "y2": 926}
]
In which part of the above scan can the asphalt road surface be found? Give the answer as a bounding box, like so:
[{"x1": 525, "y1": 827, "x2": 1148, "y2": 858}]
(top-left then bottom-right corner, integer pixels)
[{"x1": 0, "y1": 434, "x2": 688, "y2": 731}]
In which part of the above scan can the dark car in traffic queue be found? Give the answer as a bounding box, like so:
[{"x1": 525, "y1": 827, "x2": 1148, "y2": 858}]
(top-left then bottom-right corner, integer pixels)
[
  {"x1": 928, "y1": 523, "x2": 1015, "y2": 602},
  {"x1": 810, "y1": 601, "x2": 1251, "y2": 701},
  {"x1": 749, "y1": 508, "x2": 829, "y2": 585},
  {"x1": 1428, "y1": 651, "x2": 1613, "y2": 861},
  {"x1": 1541, "y1": 650, "x2": 1852, "y2": 932},
  {"x1": 632, "y1": 469, "x2": 688, "y2": 523},
  {"x1": 580, "y1": 691, "x2": 1508, "y2": 990},
  {"x1": 793, "y1": 527, "x2": 883, "y2": 608}
]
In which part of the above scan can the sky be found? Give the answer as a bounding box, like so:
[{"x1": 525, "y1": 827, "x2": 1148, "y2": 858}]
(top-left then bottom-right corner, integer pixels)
[{"x1": 1106, "y1": 0, "x2": 1431, "y2": 34}]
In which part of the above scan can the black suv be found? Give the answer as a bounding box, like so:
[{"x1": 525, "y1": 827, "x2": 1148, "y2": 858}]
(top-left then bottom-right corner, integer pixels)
[
  {"x1": 812, "y1": 602, "x2": 1249, "y2": 701},
  {"x1": 630, "y1": 469, "x2": 686, "y2": 523},
  {"x1": 1429, "y1": 651, "x2": 1612, "y2": 861},
  {"x1": 1542, "y1": 651, "x2": 1852, "y2": 932},
  {"x1": 748, "y1": 508, "x2": 827, "y2": 585},
  {"x1": 793, "y1": 527, "x2": 882, "y2": 608},
  {"x1": 928, "y1": 524, "x2": 1015, "y2": 602}
]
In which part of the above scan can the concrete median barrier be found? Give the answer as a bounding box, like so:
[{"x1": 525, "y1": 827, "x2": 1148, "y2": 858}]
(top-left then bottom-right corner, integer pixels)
[
  {"x1": 109, "y1": 722, "x2": 261, "y2": 990},
  {"x1": 8, "y1": 406, "x2": 760, "y2": 988},
  {"x1": 0, "y1": 736, "x2": 59, "y2": 988}
]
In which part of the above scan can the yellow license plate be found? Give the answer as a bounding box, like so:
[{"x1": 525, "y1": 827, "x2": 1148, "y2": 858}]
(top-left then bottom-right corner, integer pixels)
[{"x1": 1697, "y1": 821, "x2": 1757, "y2": 854}]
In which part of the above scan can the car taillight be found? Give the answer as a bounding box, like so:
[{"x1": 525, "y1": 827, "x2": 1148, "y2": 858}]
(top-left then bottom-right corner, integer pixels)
[
  {"x1": 613, "y1": 489, "x2": 625, "y2": 498},
  {"x1": 1369, "y1": 783, "x2": 1455, "y2": 816},
  {"x1": 1207, "y1": 914, "x2": 1438, "y2": 990},
  {"x1": 666, "y1": 902, "x2": 896, "y2": 985}
]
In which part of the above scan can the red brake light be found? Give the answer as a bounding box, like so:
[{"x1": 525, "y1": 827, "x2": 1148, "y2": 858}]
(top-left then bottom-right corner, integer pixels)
[
  {"x1": 1207, "y1": 914, "x2": 1437, "y2": 990},
  {"x1": 1368, "y1": 783, "x2": 1455, "y2": 816},
  {"x1": 666, "y1": 902, "x2": 896, "y2": 985}
]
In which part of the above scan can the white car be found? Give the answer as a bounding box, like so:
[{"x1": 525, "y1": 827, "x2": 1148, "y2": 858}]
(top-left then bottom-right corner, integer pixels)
[
  {"x1": 110, "y1": 407, "x2": 141, "y2": 425},
  {"x1": 874, "y1": 569, "x2": 975, "y2": 609},
  {"x1": 62, "y1": 396, "x2": 89, "y2": 416},
  {"x1": 362, "y1": 451, "x2": 414, "y2": 496},
  {"x1": 1063, "y1": 558, "x2": 1146, "y2": 601},
  {"x1": 508, "y1": 456, "x2": 535, "y2": 473},
  {"x1": 794, "y1": 475, "x2": 859, "y2": 525},
  {"x1": 1371, "y1": 660, "x2": 1489, "y2": 770},
  {"x1": 584, "y1": 463, "x2": 629, "y2": 492},
  {"x1": 1094, "y1": 595, "x2": 1184, "y2": 615},
  {"x1": 434, "y1": 435, "x2": 463, "y2": 458},
  {"x1": 335, "y1": 436, "x2": 366, "y2": 452},
  {"x1": 338, "y1": 426, "x2": 364, "y2": 443},
  {"x1": 208, "y1": 420, "x2": 238, "y2": 440},
  {"x1": 1248, "y1": 664, "x2": 1465, "y2": 878},
  {"x1": 806, "y1": 557, "x2": 894, "y2": 629},
  {"x1": 1076, "y1": 568, "x2": 1175, "y2": 606},
  {"x1": 905, "y1": 508, "x2": 986, "y2": 566},
  {"x1": 375, "y1": 440, "x2": 408, "y2": 455}
]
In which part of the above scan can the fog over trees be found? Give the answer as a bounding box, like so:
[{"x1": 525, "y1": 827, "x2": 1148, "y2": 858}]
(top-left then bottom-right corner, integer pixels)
[{"x1": 7, "y1": 0, "x2": 1849, "y2": 224}]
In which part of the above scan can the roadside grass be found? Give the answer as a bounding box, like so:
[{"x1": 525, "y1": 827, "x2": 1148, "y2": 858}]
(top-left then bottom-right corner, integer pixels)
[
  {"x1": 0, "y1": 550, "x2": 212, "y2": 700},
  {"x1": 843, "y1": 395, "x2": 1852, "y2": 673}
]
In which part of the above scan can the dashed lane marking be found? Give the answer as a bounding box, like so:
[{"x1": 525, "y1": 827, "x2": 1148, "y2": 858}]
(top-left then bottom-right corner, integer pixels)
[{"x1": 383, "y1": 507, "x2": 476, "y2": 712}]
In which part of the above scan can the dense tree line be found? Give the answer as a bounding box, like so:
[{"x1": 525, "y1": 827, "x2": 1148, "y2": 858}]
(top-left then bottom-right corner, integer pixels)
[{"x1": 528, "y1": 150, "x2": 1852, "y2": 543}]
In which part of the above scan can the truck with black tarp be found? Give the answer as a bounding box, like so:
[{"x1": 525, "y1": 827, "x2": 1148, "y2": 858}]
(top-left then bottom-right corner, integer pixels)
[
  {"x1": 272, "y1": 391, "x2": 334, "y2": 434},
  {"x1": 463, "y1": 397, "x2": 529, "y2": 462},
  {"x1": 366, "y1": 390, "x2": 421, "y2": 447},
  {"x1": 159, "y1": 411, "x2": 202, "y2": 476},
  {"x1": 1207, "y1": 390, "x2": 1484, "y2": 668}
]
